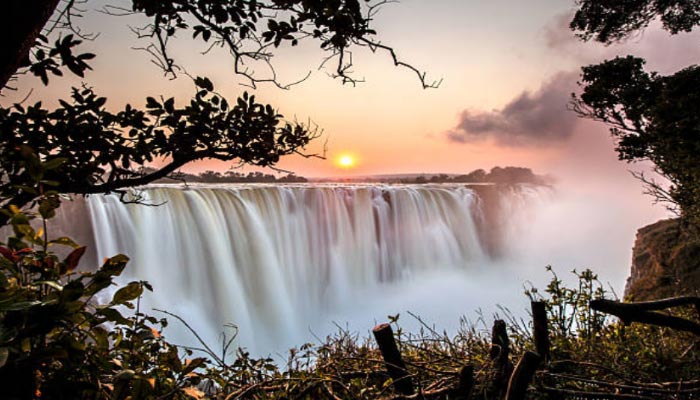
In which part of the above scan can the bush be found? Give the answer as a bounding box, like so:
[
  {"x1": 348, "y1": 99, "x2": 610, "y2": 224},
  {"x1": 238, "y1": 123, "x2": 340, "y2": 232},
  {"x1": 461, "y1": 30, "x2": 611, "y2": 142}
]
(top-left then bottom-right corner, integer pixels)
[{"x1": 0, "y1": 201, "x2": 208, "y2": 399}]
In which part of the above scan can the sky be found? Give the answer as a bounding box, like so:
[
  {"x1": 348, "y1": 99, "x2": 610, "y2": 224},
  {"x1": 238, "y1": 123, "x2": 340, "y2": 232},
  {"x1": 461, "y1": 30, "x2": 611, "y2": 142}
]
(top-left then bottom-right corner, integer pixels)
[{"x1": 4, "y1": 0, "x2": 699, "y2": 181}]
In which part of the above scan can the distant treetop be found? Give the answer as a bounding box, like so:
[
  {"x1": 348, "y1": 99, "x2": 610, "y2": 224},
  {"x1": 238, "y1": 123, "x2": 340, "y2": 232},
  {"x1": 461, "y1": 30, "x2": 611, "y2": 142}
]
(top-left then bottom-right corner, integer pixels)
[{"x1": 571, "y1": 0, "x2": 700, "y2": 43}]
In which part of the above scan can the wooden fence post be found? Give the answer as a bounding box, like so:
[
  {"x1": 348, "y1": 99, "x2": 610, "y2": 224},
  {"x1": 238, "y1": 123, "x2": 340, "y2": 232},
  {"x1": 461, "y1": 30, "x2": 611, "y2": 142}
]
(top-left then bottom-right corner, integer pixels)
[
  {"x1": 454, "y1": 364, "x2": 474, "y2": 400},
  {"x1": 531, "y1": 301, "x2": 550, "y2": 361},
  {"x1": 490, "y1": 319, "x2": 509, "y2": 362},
  {"x1": 489, "y1": 319, "x2": 512, "y2": 398},
  {"x1": 372, "y1": 323, "x2": 414, "y2": 396},
  {"x1": 505, "y1": 351, "x2": 542, "y2": 400}
]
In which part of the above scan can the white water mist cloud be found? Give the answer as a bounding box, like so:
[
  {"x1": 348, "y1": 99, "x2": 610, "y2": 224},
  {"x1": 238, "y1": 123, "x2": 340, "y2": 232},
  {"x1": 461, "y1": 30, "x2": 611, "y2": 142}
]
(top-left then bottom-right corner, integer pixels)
[{"x1": 446, "y1": 72, "x2": 579, "y2": 146}]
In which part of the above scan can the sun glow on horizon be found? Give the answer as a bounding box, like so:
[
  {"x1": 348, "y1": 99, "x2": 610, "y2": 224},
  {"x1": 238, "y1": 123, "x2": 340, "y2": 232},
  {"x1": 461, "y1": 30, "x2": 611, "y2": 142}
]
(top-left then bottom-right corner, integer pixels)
[{"x1": 336, "y1": 154, "x2": 356, "y2": 169}]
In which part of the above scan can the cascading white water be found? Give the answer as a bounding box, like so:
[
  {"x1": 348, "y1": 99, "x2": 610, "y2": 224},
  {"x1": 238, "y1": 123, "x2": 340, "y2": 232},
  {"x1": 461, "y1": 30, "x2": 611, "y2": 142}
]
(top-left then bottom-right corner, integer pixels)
[{"x1": 85, "y1": 183, "x2": 543, "y2": 354}]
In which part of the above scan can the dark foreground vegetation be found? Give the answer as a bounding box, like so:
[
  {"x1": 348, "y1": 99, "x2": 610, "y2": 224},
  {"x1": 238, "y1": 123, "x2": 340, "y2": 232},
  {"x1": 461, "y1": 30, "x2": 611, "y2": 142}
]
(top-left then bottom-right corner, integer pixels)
[{"x1": 2, "y1": 198, "x2": 700, "y2": 399}]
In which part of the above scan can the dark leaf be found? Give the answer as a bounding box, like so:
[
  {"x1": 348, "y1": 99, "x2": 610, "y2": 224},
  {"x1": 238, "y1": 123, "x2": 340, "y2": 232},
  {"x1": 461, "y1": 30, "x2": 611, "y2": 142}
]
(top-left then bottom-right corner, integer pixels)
[
  {"x1": 50, "y1": 237, "x2": 80, "y2": 249},
  {"x1": 146, "y1": 97, "x2": 161, "y2": 109},
  {"x1": 182, "y1": 357, "x2": 207, "y2": 375},
  {"x1": 194, "y1": 77, "x2": 214, "y2": 91},
  {"x1": 63, "y1": 246, "x2": 87, "y2": 273},
  {"x1": 111, "y1": 282, "x2": 143, "y2": 305}
]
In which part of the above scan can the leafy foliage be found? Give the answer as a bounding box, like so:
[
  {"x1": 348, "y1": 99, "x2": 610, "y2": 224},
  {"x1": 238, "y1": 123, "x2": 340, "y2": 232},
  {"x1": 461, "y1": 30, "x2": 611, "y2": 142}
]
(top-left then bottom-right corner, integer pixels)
[
  {"x1": 571, "y1": 2, "x2": 700, "y2": 235},
  {"x1": 0, "y1": 162, "x2": 211, "y2": 399},
  {"x1": 11, "y1": 0, "x2": 436, "y2": 90},
  {"x1": 0, "y1": 208, "x2": 211, "y2": 399},
  {"x1": 571, "y1": 0, "x2": 700, "y2": 43},
  {"x1": 27, "y1": 33, "x2": 95, "y2": 86},
  {"x1": 0, "y1": 80, "x2": 316, "y2": 218},
  {"x1": 572, "y1": 56, "x2": 700, "y2": 232},
  {"x1": 129, "y1": 0, "x2": 378, "y2": 82},
  {"x1": 527, "y1": 268, "x2": 700, "y2": 396}
]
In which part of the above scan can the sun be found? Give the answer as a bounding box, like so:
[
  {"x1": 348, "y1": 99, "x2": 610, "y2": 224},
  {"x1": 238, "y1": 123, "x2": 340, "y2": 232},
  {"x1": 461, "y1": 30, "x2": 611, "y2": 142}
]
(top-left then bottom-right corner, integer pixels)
[{"x1": 336, "y1": 154, "x2": 356, "y2": 169}]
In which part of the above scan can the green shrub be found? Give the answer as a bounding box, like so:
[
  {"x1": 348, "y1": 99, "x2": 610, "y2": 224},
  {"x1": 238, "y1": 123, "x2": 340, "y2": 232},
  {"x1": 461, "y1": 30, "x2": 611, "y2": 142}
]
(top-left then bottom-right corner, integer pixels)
[{"x1": 0, "y1": 202, "x2": 209, "y2": 399}]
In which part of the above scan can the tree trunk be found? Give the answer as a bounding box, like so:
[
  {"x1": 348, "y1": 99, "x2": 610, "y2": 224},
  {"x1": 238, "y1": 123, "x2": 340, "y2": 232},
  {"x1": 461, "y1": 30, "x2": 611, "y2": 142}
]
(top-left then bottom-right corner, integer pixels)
[{"x1": 0, "y1": 0, "x2": 62, "y2": 90}]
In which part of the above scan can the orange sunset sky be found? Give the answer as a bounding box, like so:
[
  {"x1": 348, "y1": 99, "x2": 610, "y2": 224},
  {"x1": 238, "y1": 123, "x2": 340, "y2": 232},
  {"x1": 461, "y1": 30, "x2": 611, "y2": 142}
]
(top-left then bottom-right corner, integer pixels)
[{"x1": 3, "y1": 0, "x2": 700, "y2": 181}]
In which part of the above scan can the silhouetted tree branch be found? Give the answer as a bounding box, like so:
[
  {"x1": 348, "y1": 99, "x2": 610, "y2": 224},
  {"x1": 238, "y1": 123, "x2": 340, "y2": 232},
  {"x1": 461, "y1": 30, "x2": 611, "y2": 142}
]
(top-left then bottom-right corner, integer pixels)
[
  {"x1": 0, "y1": 80, "x2": 319, "y2": 226},
  {"x1": 590, "y1": 298, "x2": 700, "y2": 335},
  {"x1": 571, "y1": 0, "x2": 700, "y2": 43}
]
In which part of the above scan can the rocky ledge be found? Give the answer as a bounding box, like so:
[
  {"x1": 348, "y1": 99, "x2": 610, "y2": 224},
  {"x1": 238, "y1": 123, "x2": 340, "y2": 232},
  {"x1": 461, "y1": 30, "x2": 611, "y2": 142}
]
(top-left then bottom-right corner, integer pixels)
[{"x1": 625, "y1": 219, "x2": 700, "y2": 300}]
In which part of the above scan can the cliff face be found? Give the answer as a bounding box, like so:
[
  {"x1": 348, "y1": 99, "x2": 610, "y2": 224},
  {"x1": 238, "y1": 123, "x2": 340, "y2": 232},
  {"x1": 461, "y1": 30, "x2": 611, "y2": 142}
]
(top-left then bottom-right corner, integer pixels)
[{"x1": 625, "y1": 219, "x2": 700, "y2": 300}]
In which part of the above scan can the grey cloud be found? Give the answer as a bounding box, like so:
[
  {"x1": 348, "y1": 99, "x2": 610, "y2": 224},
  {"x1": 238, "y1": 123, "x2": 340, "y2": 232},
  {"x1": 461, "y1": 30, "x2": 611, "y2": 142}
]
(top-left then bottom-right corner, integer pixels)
[
  {"x1": 544, "y1": 12, "x2": 579, "y2": 51},
  {"x1": 447, "y1": 72, "x2": 580, "y2": 146}
]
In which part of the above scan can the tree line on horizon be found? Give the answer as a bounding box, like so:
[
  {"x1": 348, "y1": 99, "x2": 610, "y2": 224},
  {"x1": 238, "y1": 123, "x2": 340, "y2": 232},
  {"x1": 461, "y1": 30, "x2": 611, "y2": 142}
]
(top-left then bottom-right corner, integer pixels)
[
  {"x1": 152, "y1": 165, "x2": 547, "y2": 185},
  {"x1": 152, "y1": 168, "x2": 309, "y2": 184},
  {"x1": 392, "y1": 166, "x2": 549, "y2": 185}
]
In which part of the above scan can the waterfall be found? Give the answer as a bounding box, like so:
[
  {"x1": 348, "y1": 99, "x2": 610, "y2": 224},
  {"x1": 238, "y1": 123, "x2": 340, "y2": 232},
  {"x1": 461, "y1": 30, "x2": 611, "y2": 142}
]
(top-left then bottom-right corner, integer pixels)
[{"x1": 83, "y1": 183, "x2": 544, "y2": 354}]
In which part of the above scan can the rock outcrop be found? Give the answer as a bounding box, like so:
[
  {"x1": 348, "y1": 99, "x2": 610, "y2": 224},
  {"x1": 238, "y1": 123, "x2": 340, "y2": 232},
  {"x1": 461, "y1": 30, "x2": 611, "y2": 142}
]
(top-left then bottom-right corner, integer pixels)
[{"x1": 625, "y1": 218, "x2": 700, "y2": 300}]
